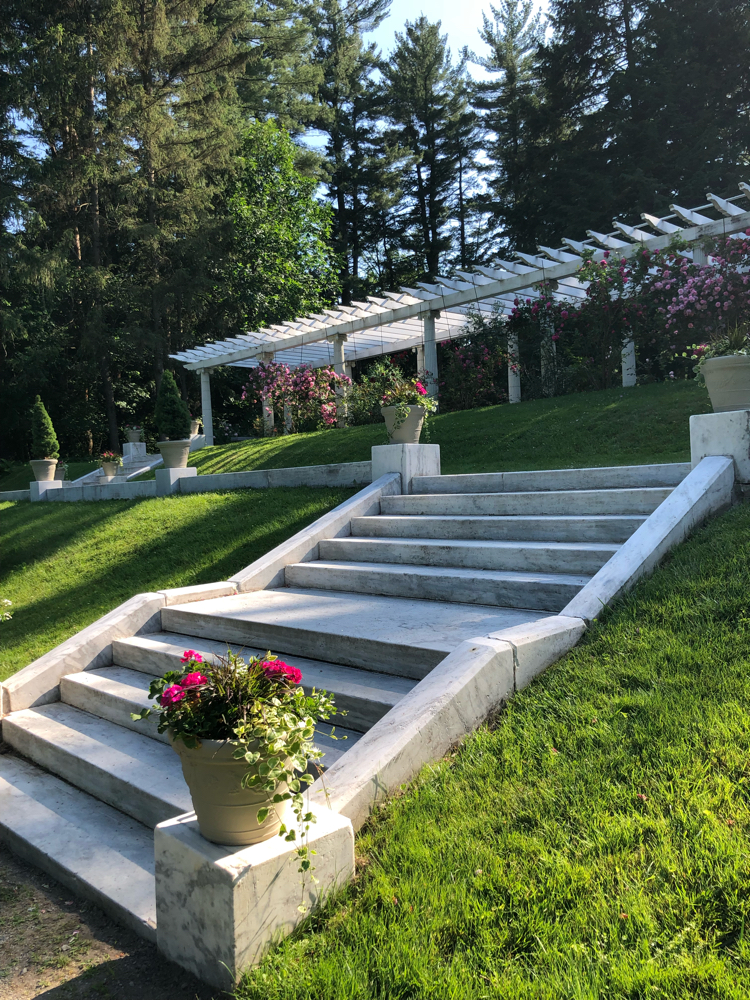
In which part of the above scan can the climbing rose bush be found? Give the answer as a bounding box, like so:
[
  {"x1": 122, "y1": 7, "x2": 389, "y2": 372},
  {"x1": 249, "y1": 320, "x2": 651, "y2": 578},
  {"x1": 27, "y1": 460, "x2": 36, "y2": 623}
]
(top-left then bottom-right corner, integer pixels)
[{"x1": 241, "y1": 361, "x2": 351, "y2": 433}]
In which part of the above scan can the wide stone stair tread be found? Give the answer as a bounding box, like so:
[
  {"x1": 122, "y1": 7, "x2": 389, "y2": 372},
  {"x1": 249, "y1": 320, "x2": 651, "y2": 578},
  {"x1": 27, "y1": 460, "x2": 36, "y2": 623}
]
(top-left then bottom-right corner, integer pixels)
[
  {"x1": 162, "y1": 588, "x2": 550, "y2": 679},
  {"x1": 0, "y1": 753, "x2": 156, "y2": 941},
  {"x1": 412, "y1": 462, "x2": 691, "y2": 494},
  {"x1": 319, "y1": 535, "x2": 618, "y2": 575},
  {"x1": 381, "y1": 488, "x2": 672, "y2": 517},
  {"x1": 284, "y1": 561, "x2": 587, "y2": 612},
  {"x1": 2, "y1": 703, "x2": 192, "y2": 828},
  {"x1": 85, "y1": 646, "x2": 416, "y2": 733},
  {"x1": 351, "y1": 513, "x2": 648, "y2": 543},
  {"x1": 62, "y1": 665, "x2": 166, "y2": 743}
]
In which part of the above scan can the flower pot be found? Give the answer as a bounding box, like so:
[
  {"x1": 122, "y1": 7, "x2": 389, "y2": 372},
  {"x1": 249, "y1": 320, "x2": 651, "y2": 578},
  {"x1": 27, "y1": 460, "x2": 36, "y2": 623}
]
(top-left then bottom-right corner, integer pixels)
[
  {"x1": 380, "y1": 405, "x2": 426, "y2": 444},
  {"x1": 169, "y1": 734, "x2": 287, "y2": 846},
  {"x1": 126, "y1": 429, "x2": 142, "y2": 443},
  {"x1": 157, "y1": 439, "x2": 191, "y2": 469},
  {"x1": 190, "y1": 419, "x2": 200, "y2": 437},
  {"x1": 30, "y1": 458, "x2": 57, "y2": 482},
  {"x1": 54, "y1": 465, "x2": 66, "y2": 482},
  {"x1": 703, "y1": 355, "x2": 750, "y2": 412},
  {"x1": 101, "y1": 462, "x2": 118, "y2": 477}
]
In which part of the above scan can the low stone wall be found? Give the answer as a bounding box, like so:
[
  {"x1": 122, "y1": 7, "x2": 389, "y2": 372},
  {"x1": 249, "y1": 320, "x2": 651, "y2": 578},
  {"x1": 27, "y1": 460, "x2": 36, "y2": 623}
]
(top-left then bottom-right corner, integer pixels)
[{"x1": 5, "y1": 461, "x2": 373, "y2": 503}]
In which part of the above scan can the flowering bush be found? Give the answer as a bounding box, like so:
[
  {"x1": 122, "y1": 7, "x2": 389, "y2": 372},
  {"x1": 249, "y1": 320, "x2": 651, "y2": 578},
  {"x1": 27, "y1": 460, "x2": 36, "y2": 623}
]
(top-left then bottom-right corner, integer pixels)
[
  {"x1": 241, "y1": 361, "x2": 351, "y2": 433},
  {"x1": 134, "y1": 648, "x2": 340, "y2": 873},
  {"x1": 99, "y1": 451, "x2": 122, "y2": 466}
]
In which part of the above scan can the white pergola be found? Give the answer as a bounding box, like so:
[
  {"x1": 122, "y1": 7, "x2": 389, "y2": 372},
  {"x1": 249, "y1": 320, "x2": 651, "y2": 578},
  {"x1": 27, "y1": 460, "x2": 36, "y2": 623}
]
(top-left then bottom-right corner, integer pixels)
[{"x1": 171, "y1": 183, "x2": 750, "y2": 444}]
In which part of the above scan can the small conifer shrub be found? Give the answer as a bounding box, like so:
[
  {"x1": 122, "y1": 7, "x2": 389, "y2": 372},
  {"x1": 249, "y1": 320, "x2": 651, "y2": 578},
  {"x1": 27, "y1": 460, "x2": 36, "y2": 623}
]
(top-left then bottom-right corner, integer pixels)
[
  {"x1": 31, "y1": 396, "x2": 59, "y2": 459},
  {"x1": 155, "y1": 371, "x2": 191, "y2": 440}
]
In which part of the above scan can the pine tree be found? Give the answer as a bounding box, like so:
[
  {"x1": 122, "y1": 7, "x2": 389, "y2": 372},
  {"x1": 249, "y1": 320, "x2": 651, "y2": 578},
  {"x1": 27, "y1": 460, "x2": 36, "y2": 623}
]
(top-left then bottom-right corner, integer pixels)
[
  {"x1": 31, "y1": 396, "x2": 59, "y2": 459},
  {"x1": 472, "y1": 0, "x2": 543, "y2": 252},
  {"x1": 381, "y1": 17, "x2": 471, "y2": 279},
  {"x1": 155, "y1": 371, "x2": 191, "y2": 440}
]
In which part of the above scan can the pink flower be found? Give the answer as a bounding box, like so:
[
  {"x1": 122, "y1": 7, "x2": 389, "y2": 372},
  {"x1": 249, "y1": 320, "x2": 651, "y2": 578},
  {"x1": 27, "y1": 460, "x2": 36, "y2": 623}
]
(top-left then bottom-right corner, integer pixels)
[
  {"x1": 262, "y1": 661, "x2": 302, "y2": 685},
  {"x1": 160, "y1": 685, "x2": 187, "y2": 706},
  {"x1": 180, "y1": 672, "x2": 207, "y2": 688},
  {"x1": 415, "y1": 381, "x2": 427, "y2": 395},
  {"x1": 181, "y1": 650, "x2": 203, "y2": 665}
]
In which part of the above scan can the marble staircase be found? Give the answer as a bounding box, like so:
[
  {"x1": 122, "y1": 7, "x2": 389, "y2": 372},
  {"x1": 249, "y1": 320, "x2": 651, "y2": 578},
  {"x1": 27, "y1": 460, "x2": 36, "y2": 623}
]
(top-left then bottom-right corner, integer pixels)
[{"x1": 0, "y1": 461, "x2": 691, "y2": 944}]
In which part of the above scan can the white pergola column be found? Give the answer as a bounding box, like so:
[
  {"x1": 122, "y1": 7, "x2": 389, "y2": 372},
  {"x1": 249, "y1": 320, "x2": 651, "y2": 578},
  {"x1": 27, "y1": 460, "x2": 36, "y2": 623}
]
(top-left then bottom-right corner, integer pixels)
[
  {"x1": 329, "y1": 338, "x2": 349, "y2": 428},
  {"x1": 507, "y1": 332, "x2": 521, "y2": 404},
  {"x1": 260, "y1": 352, "x2": 274, "y2": 435},
  {"x1": 622, "y1": 340, "x2": 636, "y2": 387},
  {"x1": 283, "y1": 402, "x2": 293, "y2": 435},
  {"x1": 200, "y1": 369, "x2": 214, "y2": 446},
  {"x1": 416, "y1": 345, "x2": 425, "y2": 373},
  {"x1": 423, "y1": 310, "x2": 440, "y2": 401}
]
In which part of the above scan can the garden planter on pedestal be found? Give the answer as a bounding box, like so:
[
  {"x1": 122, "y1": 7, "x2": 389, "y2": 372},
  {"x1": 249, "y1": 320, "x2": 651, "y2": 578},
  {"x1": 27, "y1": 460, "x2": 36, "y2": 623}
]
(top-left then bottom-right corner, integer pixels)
[
  {"x1": 101, "y1": 462, "x2": 118, "y2": 477},
  {"x1": 381, "y1": 405, "x2": 426, "y2": 444},
  {"x1": 30, "y1": 459, "x2": 57, "y2": 482},
  {"x1": 157, "y1": 439, "x2": 191, "y2": 469},
  {"x1": 169, "y1": 735, "x2": 287, "y2": 846},
  {"x1": 190, "y1": 419, "x2": 200, "y2": 437},
  {"x1": 126, "y1": 429, "x2": 142, "y2": 444},
  {"x1": 703, "y1": 355, "x2": 750, "y2": 412}
]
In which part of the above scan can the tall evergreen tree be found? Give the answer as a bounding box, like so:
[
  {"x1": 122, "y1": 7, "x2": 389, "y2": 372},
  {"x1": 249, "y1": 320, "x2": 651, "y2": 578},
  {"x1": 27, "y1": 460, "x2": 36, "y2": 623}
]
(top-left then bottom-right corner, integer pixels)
[{"x1": 381, "y1": 17, "x2": 472, "y2": 279}]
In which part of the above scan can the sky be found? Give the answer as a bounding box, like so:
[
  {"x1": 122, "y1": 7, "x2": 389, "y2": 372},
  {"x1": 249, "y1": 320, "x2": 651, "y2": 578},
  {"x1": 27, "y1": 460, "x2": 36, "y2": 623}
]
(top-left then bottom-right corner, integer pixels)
[{"x1": 367, "y1": 0, "x2": 551, "y2": 73}]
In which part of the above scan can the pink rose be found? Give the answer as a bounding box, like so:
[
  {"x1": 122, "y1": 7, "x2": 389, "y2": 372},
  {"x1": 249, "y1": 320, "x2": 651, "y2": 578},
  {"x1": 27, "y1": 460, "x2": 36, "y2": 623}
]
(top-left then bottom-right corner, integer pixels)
[{"x1": 160, "y1": 684, "x2": 187, "y2": 706}]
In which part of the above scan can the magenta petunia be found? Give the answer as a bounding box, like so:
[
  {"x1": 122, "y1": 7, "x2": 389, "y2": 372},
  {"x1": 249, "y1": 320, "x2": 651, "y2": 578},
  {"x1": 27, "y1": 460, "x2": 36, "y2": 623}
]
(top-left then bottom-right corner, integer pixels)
[
  {"x1": 160, "y1": 684, "x2": 187, "y2": 706},
  {"x1": 262, "y1": 661, "x2": 303, "y2": 685}
]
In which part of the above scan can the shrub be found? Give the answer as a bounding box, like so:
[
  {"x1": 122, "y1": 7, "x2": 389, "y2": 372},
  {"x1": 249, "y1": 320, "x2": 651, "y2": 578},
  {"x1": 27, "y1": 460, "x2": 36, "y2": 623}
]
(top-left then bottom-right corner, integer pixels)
[
  {"x1": 155, "y1": 371, "x2": 191, "y2": 440},
  {"x1": 31, "y1": 396, "x2": 59, "y2": 459}
]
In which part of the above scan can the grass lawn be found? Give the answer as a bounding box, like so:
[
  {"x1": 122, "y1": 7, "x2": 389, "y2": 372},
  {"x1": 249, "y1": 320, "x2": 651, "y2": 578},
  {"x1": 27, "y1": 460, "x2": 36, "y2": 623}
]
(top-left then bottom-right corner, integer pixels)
[
  {"x1": 0, "y1": 487, "x2": 354, "y2": 683},
  {"x1": 131, "y1": 379, "x2": 711, "y2": 481},
  {"x1": 237, "y1": 501, "x2": 750, "y2": 1000}
]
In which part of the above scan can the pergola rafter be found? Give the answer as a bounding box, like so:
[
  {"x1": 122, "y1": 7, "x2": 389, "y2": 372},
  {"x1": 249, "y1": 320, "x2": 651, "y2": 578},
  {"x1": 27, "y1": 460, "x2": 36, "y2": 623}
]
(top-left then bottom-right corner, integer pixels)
[{"x1": 172, "y1": 186, "x2": 750, "y2": 444}]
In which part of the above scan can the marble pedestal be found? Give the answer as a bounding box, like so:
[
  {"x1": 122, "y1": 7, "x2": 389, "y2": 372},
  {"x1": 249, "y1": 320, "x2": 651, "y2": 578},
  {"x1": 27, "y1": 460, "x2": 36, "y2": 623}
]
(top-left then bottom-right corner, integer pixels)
[
  {"x1": 155, "y1": 807, "x2": 354, "y2": 989},
  {"x1": 123, "y1": 441, "x2": 147, "y2": 464},
  {"x1": 690, "y1": 410, "x2": 750, "y2": 484},
  {"x1": 371, "y1": 443, "x2": 440, "y2": 494},
  {"x1": 29, "y1": 480, "x2": 64, "y2": 502},
  {"x1": 155, "y1": 466, "x2": 197, "y2": 496}
]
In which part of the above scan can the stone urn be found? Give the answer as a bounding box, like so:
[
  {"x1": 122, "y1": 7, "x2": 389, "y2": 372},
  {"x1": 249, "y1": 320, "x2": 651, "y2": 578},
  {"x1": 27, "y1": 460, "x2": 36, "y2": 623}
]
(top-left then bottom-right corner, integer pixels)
[
  {"x1": 126, "y1": 428, "x2": 142, "y2": 444},
  {"x1": 30, "y1": 458, "x2": 57, "y2": 482},
  {"x1": 101, "y1": 461, "x2": 118, "y2": 477},
  {"x1": 703, "y1": 355, "x2": 750, "y2": 412},
  {"x1": 157, "y1": 439, "x2": 191, "y2": 469},
  {"x1": 168, "y1": 734, "x2": 287, "y2": 846},
  {"x1": 381, "y1": 405, "x2": 426, "y2": 444},
  {"x1": 190, "y1": 419, "x2": 201, "y2": 437}
]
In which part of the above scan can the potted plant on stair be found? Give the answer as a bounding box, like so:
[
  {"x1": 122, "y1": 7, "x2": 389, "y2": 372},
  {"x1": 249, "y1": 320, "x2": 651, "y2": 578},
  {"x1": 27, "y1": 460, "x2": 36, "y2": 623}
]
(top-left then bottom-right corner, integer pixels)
[
  {"x1": 99, "y1": 451, "x2": 123, "y2": 477},
  {"x1": 134, "y1": 649, "x2": 340, "y2": 849},
  {"x1": 29, "y1": 396, "x2": 59, "y2": 482},
  {"x1": 380, "y1": 374, "x2": 438, "y2": 444},
  {"x1": 124, "y1": 424, "x2": 142, "y2": 443},
  {"x1": 155, "y1": 371, "x2": 192, "y2": 468},
  {"x1": 695, "y1": 323, "x2": 750, "y2": 412}
]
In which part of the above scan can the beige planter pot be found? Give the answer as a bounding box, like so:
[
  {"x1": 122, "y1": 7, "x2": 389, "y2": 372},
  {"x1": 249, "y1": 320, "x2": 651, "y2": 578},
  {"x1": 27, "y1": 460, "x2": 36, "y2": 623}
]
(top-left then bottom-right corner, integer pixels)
[
  {"x1": 190, "y1": 419, "x2": 200, "y2": 437},
  {"x1": 703, "y1": 355, "x2": 750, "y2": 412},
  {"x1": 54, "y1": 465, "x2": 67, "y2": 481},
  {"x1": 30, "y1": 459, "x2": 57, "y2": 482},
  {"x1": 101, "y1": 462, "x2": 119, "y2": 477},
  {"x1": 126, "y1": 429, "x2": 142, "y2": 443},
  {"x1": 157, "y1": 439, "x2": 191, "y2": 469},
  {"x1": 169, "y1": 734, "x2": 287, "y2": 846},
  {"x1": 381, "y1": 405, "x2": 426, "y2": 444}
]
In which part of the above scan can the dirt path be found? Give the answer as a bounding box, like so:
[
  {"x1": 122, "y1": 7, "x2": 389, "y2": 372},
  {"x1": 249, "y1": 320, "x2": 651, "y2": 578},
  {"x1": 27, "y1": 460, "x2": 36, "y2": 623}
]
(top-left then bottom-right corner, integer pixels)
[{"x1": 0, "y1": 844, "x2": 223, "y2": 1000}]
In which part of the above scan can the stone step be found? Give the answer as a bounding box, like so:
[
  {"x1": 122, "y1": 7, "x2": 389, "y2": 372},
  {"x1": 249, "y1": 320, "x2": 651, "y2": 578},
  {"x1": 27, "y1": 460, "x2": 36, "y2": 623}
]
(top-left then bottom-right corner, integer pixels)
[
  {"x1": 111, "y1": 636, "x2": 417, "y2": 734},
  {"x1": 319, "y1": 536, "x2": 618, "y2": 576},
  {"x1": 62, "y1": 666, "x2": 166, "y2": 743},
  {"x1": 351, "y1": 514, "x2": 646, "y2": 543},
  {"x1": 284, "y1": 561, "x2": 587, "y2": 612},
  {"x1": 380, "y1": 487, "x2": 672, "y2": 517},
  {"x1": 162, "y1": 588, "x2": 551, "y2": 679},
  {"x1": 0, "y1": 753, "x2": 156, "y2": 941},
  {"x1": 413, "y1": 463, "x2": 691, "y2": 495},
  {"x1": 2, "y1": 704, "x2": 191, "y2": 828}
]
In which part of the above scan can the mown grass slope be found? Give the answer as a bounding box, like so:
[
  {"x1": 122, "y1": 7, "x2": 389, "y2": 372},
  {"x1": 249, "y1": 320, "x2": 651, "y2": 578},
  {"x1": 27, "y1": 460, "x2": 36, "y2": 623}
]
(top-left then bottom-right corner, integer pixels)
[
  {"x1": 237, "y1": 501, "x2": 750, "y2": 1000},
  {"x1": 0, "y1": 487, "x2": 354, "y2": 682}
]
